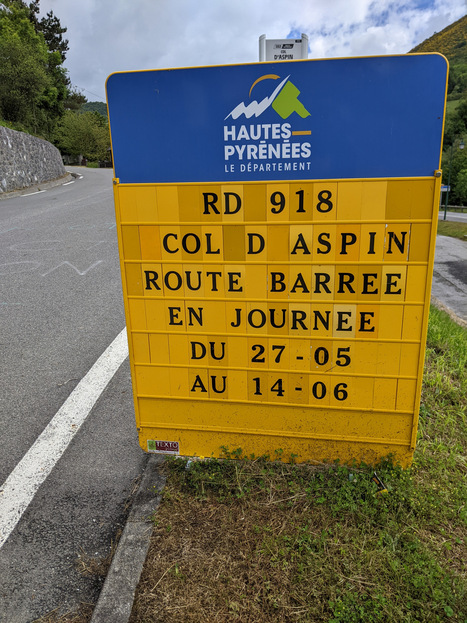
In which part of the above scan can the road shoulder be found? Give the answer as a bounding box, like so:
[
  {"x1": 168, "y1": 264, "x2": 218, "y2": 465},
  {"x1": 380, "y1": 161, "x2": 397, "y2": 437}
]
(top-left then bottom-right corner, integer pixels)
[
  {"x1": 90, "y1": 455, "x2": 166, "y2": 623},
  {"x1": 0, "y1": 172, "x2": 76, "y2": 201}
]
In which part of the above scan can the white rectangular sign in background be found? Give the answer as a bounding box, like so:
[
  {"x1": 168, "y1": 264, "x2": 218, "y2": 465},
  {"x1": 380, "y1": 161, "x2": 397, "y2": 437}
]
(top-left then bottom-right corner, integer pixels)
[{"x1": 260, "y1": 35, "x2": 309, "y2": 61}]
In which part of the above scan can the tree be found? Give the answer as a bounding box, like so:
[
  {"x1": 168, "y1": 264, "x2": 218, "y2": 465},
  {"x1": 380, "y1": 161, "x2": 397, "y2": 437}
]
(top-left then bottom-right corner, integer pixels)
[
  {"x1": 443, "y1": 111, "x2": 466, "y2": 146},
  {"x1": 7, "y1": 0, "x2": 69, "y2": 60},
  {"x1": 0, "y1": 1, "x2": 70, "y2": 137},
  {"x1": 455, "y1": 169, "x2": 467, "y2": 203},
  {"x1": 454, "y1": 98, "x2": 467, "y2": 127},
  {"x1": 0, "y1": 2, "x2": 50, "y2": 133},
  {"x1": 38, "y1": 9, "x2": 69, "y2": 62},
  {"x1": 7, "y1": 0, "x2": 40, "y2": 25},
  {"x1": 35, "y1": 3, "x2": 70, "y2": 134},
  {"x1": 442, "y1": 146, "x2": 467, "y2": 205},
  {"x1": 38, "y1": 49, "x2": 70, "y2": 136},
  {"x1": 82, "y1": 101, "x2": 108, "y2": 117},
  {"x1": 64, "y1": 87, "x2": 87, "y2": 112},
  {"x1": 54, "y1": 110, "x2": 110, "y2": 161}
]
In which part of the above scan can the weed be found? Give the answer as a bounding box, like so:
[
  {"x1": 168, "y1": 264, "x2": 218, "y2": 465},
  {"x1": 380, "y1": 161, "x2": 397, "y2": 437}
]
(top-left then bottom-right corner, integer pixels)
[
  {"x1": 329, "y1": 593, "x2": 389, "y2": 623},
  {"x1": 75, "y1": 531, "x2": 121, "y2": 579},
  {"x1": 32, "y1": 603, "x2": 94, "y2": 623}
]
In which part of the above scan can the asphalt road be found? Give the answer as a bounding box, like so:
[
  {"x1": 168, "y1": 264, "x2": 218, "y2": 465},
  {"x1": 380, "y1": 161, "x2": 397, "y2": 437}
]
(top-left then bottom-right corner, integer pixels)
[
  {"x1": 438, "y1": 209, "x2": 467, "y2": 223},
  {"x1": 0, "y1": 168, "x2": 147, "y2": 622},
  {"x1": 432, "y1": 234, "x2": 467, "y2": 323}
]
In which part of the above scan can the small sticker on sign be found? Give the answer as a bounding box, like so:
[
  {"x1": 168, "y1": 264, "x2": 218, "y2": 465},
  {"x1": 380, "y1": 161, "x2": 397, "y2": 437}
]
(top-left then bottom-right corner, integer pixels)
[{"x1": 147, "y1": 440, "x2": 180, "y2": 455}]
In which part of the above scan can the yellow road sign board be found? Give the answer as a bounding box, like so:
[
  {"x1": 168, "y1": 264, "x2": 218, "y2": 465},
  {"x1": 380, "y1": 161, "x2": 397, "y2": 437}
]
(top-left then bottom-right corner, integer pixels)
[
  {"x1": 113, "y1": 176, "x2": 440, "y2": 466},
  {"x1": 107, "y1": 55, "x2": 447, "y2": 465}
]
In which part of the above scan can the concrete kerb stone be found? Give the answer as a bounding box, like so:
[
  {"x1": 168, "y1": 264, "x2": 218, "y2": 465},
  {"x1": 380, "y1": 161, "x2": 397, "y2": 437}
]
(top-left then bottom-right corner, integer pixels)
[
  {"x1": 0, "y1": 172, "x2": 74, "y2": 201},
  {"x1": 90, "y1": 454, "x2": 166, "y2": 623}
]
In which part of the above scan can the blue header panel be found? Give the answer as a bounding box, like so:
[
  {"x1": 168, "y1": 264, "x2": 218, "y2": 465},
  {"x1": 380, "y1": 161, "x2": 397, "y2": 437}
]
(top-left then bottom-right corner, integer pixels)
[{"x1": 106, "y1": 55, "x2": 447, "y2": 183}]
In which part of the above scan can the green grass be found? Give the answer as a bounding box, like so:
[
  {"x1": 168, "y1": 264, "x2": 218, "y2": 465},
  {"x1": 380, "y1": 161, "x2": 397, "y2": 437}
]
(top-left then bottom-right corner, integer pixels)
[
  {"x1": 437, "y1": 219, "x2": 467, "y2": 240},
  {"x1": 130, "y1": 307, "x2": 467, "y2": 623},
  {"x1": 445, "y1": 99, "x2": 462, "y2": 112}
]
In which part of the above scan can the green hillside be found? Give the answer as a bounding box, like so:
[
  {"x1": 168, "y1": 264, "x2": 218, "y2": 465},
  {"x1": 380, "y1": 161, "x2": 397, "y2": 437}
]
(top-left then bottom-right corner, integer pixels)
[
  {"x1": 410, "y1": 14, "x2": 467, "y2": 63},
  {"x1": 410, "y1": 14, "x2": 467, "y2": 102},
  {"x1": 410, "y1": 14, "x2": 467, "y2": 205},
  {"x1": 82, "y1": 101, "x2": 108, "y2": 117}
]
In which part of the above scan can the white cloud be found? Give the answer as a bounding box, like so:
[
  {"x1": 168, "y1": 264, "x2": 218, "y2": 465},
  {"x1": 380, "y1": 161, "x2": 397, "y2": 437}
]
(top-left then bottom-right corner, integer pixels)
[{"x1": 39, "y1": 0, "x2": 466, "y2": 101}]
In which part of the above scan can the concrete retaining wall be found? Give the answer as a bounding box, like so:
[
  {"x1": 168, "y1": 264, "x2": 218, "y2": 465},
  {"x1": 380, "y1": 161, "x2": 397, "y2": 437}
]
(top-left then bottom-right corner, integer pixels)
[{"x1": 0, "y1": 126, "x2": 66, "y2": 194}]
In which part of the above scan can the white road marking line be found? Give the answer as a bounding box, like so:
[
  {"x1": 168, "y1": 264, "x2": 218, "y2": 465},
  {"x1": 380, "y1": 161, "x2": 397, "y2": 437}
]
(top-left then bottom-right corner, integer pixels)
[
  {"x1": 0, "y1": 328, "x2": 129, "y2": 550},
  {"x1": 21, "y1": 190, "x2": 46, "y2": 197},
  {"x1": 62, "y1": 181, "x2": 75, "y2": 186}
]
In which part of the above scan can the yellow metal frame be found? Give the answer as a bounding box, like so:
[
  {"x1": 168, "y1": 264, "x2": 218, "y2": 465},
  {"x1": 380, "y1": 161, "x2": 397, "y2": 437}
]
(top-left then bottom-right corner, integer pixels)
[{"x1": 112, "y1": 174, "x2": 442, "y2": 467}]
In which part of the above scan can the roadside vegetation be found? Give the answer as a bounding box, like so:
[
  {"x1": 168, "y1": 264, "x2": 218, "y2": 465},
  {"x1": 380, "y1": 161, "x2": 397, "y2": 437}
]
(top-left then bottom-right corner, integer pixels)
[
  {"x1": 129, "y1": 306, "x2": 467, "y2": 623},
  {"x1": 0, "y1": 0, "x2": 109, "y2": 162},
  {"x1": 412, "y1": 15, "x2": 467, "y2": 206},
  {"x1": 437, "y1": 219, "x2": 467, "y2": 240}
]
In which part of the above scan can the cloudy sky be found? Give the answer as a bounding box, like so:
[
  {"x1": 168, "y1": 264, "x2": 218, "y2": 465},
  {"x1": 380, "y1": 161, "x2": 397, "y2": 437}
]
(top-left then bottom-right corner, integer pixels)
[{"x1": 38, "y1": 0, "x2": 466, "y2": 103}]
